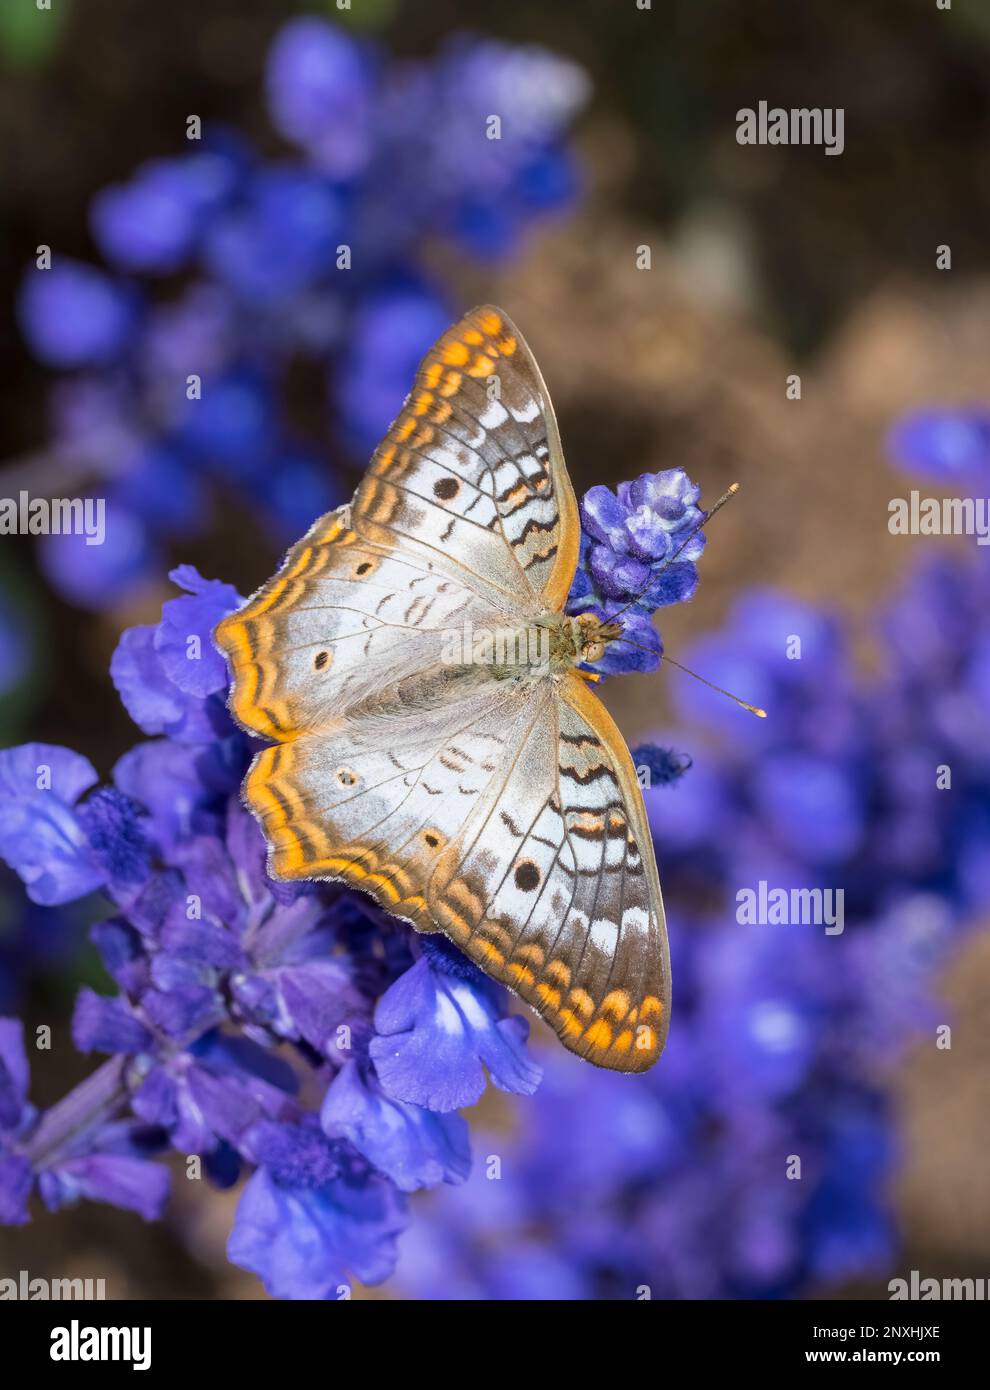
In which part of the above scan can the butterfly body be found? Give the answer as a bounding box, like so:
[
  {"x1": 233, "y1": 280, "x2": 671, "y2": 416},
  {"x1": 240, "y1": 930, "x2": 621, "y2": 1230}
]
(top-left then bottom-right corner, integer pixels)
[{"x1": 216, "y1": 306, "x2": 670, "y2": 1072}]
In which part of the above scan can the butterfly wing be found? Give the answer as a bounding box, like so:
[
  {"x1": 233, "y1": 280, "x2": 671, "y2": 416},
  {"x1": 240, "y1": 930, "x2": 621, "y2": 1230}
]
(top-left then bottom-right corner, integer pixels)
[
  {"x1": 215, "y1": 509, "x2": 492, "y2": 740},
  {"x1": 360, "y1": 304, "x2": 578, "y2": 609},
  {"x1": 215, "y1": 305, "x2": 578, "y2": 738},
  {"x1": 243, "y1": 672, "x2": 668, "y2": 1073},
  {"x1": 429, "y1": 673, "x2": 669, "y2": 1073},
  {"x1": 240, "y1": 684, "x2": 549, "y2": 934},
  {"x1": 217, "y1": 304, "x2": 668, "y2": 1071}
]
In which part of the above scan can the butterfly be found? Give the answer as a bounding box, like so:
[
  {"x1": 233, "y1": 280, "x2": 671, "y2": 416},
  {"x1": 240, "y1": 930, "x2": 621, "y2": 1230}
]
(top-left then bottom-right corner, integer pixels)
[{"x1": 215, "y1": 306, "x2": 669, "y2": 1072}]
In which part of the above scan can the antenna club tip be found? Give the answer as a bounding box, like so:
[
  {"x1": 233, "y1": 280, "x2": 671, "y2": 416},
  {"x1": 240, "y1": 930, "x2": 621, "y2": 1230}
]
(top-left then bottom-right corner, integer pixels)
[
  {"x1": 727, "y1": 482, "x2": 741, "y2": 494},
  {"x1": 753, "y1": 707, "x2": 767, "y2": 719}
]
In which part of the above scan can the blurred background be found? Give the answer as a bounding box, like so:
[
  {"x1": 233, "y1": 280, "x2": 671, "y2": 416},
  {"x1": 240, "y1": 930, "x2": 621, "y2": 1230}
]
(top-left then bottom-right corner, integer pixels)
[{"x1": 1, "y1": 0, "x2": 989, "y2": 1298}]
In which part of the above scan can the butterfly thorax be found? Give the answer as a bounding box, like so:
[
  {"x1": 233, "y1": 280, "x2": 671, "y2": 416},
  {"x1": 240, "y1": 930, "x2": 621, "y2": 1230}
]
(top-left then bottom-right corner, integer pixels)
[{"x1": 445, "y1": 611, "x2": 624, "y2": 679}]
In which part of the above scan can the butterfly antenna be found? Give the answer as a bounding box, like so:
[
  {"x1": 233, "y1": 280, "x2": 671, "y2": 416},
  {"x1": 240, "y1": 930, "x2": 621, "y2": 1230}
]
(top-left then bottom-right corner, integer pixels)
[
  {"x1": 608, "y1": 634, "x2": 765, "y2": 718},
  {"x1": 663, "y1": 654, "x2": 767, "y2": 718}
]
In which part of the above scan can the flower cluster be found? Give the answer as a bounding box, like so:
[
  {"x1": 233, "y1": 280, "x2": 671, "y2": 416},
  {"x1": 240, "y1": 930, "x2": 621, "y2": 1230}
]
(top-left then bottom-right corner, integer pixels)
[
  {"x1": 394, "y1": 548, "x2": 990, "y2": 1298},
  {"x1": 0, "y1": 568, "x2": 551, "y2": 1296},
  {"x1": 15, "y1": 17, "x2": 588, "y2": 610},
  {"x1": 0, "y1": 462, "x2": 704, "y2": 1296},
  {"x1": 567, "y1": 470, "x2": 707, "y2": 676}
]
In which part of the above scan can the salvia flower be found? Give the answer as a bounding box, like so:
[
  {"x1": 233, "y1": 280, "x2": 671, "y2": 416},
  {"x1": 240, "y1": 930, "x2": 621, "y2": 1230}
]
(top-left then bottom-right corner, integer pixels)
[{"x1": 568, "y1": 469, "x2": 707, "y2": 675}]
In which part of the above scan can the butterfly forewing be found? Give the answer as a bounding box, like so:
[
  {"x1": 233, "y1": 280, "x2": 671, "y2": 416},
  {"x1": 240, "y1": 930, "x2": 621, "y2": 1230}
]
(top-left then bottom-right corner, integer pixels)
[
  {"x1": 215, "y1": 512, "x2": 493, "y2": 739},
  {"x1": 357, "y1": 305, "x2": 579, "y2": 610},
  {"x1": 215, "y1": 306, "x2": 577, "y2": 738}
]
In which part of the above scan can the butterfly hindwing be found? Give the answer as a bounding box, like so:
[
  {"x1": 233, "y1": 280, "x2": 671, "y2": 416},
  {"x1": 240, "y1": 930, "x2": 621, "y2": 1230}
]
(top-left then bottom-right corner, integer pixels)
[
  {"x1": 241, "y1": 675, "x2": 667, "y2": 1071},
  {"x1": 430, "y1": 674, "x2": 669, "y2": 1072},
  {"x1": 240, "y1": 685, "x2": 545, "y2": 933}
]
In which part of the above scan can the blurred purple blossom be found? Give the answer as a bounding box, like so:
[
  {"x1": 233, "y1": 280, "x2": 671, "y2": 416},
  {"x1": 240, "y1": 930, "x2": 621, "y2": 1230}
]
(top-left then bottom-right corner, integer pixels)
[
  {"x1": 16, "y1": 18, "x2": 589, "y2": 612},
  {"x1": 888, "y1": 407, "x2": 990, "y2": 482},
  {"x1": 17, "y1": 260, "x2": 137, "y2": 369}
]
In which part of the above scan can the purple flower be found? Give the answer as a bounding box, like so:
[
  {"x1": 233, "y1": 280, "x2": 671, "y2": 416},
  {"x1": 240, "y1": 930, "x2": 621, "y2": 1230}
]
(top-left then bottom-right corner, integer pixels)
[
  {"x1": 157, "y1": 566, "x2": 240, "y2": 697},
  {"x1": 38, "y1": 495, "x2": 158, "y2": 612},
  {"x1": 265, "y1": 19, "x2": 375, "y2": 178},
  {"x1": 369, "y1": 951, "x2": 542, "y2": 1113},
  {"x1": 888, "y1": 408, "x2": 990, "y2": 481},
  {"x1": 114, "y1": 446, "x2": 205, "y2": 537},
  {"x1": 76, "y1": 788, "x2": 150, "y2": 890},
  {"x1": 0, "y1": 593, "x2": 30, "y2": 700},
  {"x1": 0, "y1": 1152, "x2": 33, "y2": 1226},
  {"x1": 0, "y1": 1033, "x2": 170, "y2": 1225},
  {"x1": 335, "y1": 279, "x2": 452, "y2": 454},
  {"x1": 630, "y1": 743, "x2": 693, "y2": 789},
  {"x1": 203, "y1": 168, "x2": 344, "y2": 305},
  {"x1": 578, "y1": 470, "x2": 705, "y2": 603},
  {"x1": 567, "y1": 469, "x2": 707, "y2": 677},
  {"x1": 228, "y1": 1160, "x2": 406, "y2": 1300},
  {"x1": 643, "y1": 739, "x2": 733, "y2": 852},
  {"x1": 176, "y1": 368, "x2": 277, "y2": 472},
  {"x1": 253, "y1": 447, "x2": 343, "y2": 539},
  {"x1": 0, "y1": 745, "x2": 103, "y2": 905},
  {"x1": 0, "y1": 1018, "x2": 32, "y2": 1135},
  {"x1": 0, "y1": 1020, "x2": 35, "y2": 1225},
  {"x1": 413, "y1": 35, "x2": 589, "y2": 258},
  {"x1": 72, "y1": 988, "x2": 153, "y2": 1055},
  {"x1": 17, "y1": 260, "x2": 136, "y2": 368},
  {"x1": 672, "y1": 589, "x2": 850, "y2": 744},
  {"x1": 803, "y1": 1102, "x2": 896, "y2": 1284},
  {"x1": 91, "y1": 151, "x2": 241, "y2": 274},
  {"x1": 322, "y1": 1060, "x2": 471, "y2": 1192},
  {"x1": 38, "y1": 1154, "x2": 170, "y2": 1222},
  {"x1": 111, "y1": 566, "x2": 241, "y2": 742},
  {"x1": 754, "y1": 752, "x2": 864, "y2": 864},
  {"x1": 111, "y1": 739, "x2": 242, "y2": 855}
]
